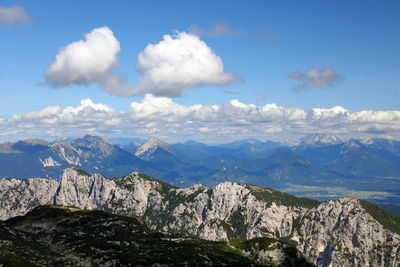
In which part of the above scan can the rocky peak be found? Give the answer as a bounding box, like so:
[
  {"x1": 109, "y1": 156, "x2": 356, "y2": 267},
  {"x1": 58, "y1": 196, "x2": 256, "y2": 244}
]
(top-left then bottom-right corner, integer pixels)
[
  {"x1": 300, "y1": 132, "x2": 344, "y2": 147},
  {"x1": 340, "y1": 138, "x2": 363, "y2": 153},
  {"x1": 135, "y1": 137, "x2": 175, "y2": 160},
  {"x1": 74, "y1": 134, "x2": 112, "y2": 146}
]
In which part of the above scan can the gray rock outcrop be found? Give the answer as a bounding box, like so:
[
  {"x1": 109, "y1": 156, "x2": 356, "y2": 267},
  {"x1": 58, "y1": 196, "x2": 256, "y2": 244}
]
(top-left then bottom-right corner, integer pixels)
[{"x1": 0, "y1": 168, "x2": 399, "y2": 266}]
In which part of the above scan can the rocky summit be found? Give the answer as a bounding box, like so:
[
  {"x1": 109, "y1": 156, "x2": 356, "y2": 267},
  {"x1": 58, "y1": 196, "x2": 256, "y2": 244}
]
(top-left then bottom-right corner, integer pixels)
[{"x1": 0, "y1": 168, "x2": 399, "y2": 266}]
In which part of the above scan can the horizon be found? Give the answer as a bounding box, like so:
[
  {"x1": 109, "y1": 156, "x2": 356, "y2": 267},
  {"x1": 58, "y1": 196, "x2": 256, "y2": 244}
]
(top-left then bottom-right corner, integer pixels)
[
  {"x1": 1, "y1": 1, "x2": 399, "y2": 142},
  {"x1": 1, "y1": 131, "x2": 398, "y2": 146}
]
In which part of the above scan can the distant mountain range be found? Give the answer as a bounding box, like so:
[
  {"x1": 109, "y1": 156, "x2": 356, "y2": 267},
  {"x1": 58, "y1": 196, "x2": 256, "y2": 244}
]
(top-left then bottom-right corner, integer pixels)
[
  {"x1": 0, "y1": 168, "x2": 399, "y2": 266},
  {"x1": 0, "y1": 132, "x2": 400, "y2": 213}
]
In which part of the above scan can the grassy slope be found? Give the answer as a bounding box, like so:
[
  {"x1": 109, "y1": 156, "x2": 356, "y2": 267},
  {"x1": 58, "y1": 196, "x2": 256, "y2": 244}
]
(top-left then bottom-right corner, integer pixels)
[{"x1": 246, "y1": 184, "x2": 320, "y2": 209}]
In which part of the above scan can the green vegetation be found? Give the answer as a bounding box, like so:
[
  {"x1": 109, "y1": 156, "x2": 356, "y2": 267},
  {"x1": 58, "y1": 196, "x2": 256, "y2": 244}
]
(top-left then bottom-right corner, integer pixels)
[
  {"x1": 138, "y1": 173, "x2": 179, "y2": 189},
  {"x1": 228, "y1": 237, "x2": 313, "y2": 267},
  {"x1": 360, "y1": 200, "x2": 400, "y2": 235},
  {"x1": 69, "y1": 167, "x2": 90, "y2": 176},
  {"x1": 229, "y1": 209, "x2": 249, "y2": 238},
  {"x1": 113, "y1": 172, "x2": 179, "y2": 193},
  {"x1": 246, "y1": 184, "x2": 320, "y2": 209},
  {"x1": 229, "y1": 237, "x2": 281, "y2": 251},
  {"x1": 0, "y1": 205, "x2": 315, "y2": 266}
]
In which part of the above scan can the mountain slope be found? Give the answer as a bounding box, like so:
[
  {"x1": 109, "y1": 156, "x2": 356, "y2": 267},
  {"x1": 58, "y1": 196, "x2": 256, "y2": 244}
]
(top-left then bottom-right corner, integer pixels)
[
  {"x1": 297, "y1": 198, "x2": 400, "y2": 266},
  {"x1": 200, "y1": 150, "x2": 346, "y2": 188},
  {"x1": 0, "y1": 135, "x2": 148, "y2": 179},
  {"x1": 0, "y1": 168, "x2": 399, "y2": 266},
  {"x1": 292, "y1": 138, "x2": 400, "y2": 178},
  {"x1": 135, "y1": 137, "x2": 176, "y2": 161},
  {"x1": 329, "y1": 139, "x2": 400, "y2": 177},
  {"x1": 1, "y1": 205, "x2": 311, "y2": 266},
  {"x1": 299, "y1": 132, "x2": 344, "y2": 147}
]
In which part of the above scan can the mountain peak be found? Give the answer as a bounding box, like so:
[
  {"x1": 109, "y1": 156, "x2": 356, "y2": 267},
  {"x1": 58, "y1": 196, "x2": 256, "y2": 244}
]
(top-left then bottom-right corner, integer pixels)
[
  {"x1": 63, "y1": 167, "x2": 91, "y2": 177},
  {"x1": 74, "y1": 135, "x2": 112, "y2": 146},
  {"x1": 300, "y1": 132, "x2": 343, "y2": 146},
  {"x1": 135, "y1": 138, "x2": 175, "y2": 160},
  {"x1": 342, "y1": 138, "x2": 362, "y2": 149}
]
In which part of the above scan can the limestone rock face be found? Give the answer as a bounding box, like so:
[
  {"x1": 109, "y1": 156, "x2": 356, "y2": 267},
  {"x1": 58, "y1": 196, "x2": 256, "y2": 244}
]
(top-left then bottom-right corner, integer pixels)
[
  {"x1": 0, "y1": 168, "x2": 399, "y2": 266},
  {"x1": 54, "y1": 168, "x2": 160, "y2": 218},
  {"x1": 296, "y1": 198, "x2": 400, "y2": 267},
  {"x1": 0, "y1": 177, "x2": 59, "y2": 220}
]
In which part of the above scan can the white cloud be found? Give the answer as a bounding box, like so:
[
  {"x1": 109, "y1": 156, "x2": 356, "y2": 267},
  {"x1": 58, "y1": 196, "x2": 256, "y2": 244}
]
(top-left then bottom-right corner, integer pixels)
[
  {"x1": 2, "y1": 96, "x2": 400, "y2": 142},
  {"x1": 44, "y1": 26, "x2": 121, "y2": 91},
  {"x1": 44, "y1": 28, "x2": 237, "y2": 97},
  {"x1": 22, "y1": 105, "x2": 61, "y2": 119},
  {"x1": 289, "y1": 67, "x2": 344, "y2": 92},
  {"x1": 0, "y1": 5, "x2": 31, "y2": 26},
  {"x1": 133, "y1": 31, "x2": 238, "y2": 97}
]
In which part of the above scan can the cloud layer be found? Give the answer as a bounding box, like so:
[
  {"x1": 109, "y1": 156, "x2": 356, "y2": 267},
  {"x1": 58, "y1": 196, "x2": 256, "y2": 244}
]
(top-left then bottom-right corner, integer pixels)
[
  {"x1": 45, "y1": 28, "x2": 236, "y2": 97},
  {"x1": 0, "y1": 5, "x2": 31, "y2": 26},
  {"x1": 2, "y1": 95, "x2": 400, "y2": 142},
  {"x1": 289, "y1": 67, "x2": 344, "y2": 92}
]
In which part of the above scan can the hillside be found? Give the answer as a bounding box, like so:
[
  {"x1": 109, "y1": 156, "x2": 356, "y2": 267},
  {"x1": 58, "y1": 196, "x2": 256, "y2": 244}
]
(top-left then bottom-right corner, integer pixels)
[
  {"x1": 0, "y1": 205, "x2": 311, "y2": 266},
  {"x1": 0, "y1": 168, "x2": 399, "y2": 266}
]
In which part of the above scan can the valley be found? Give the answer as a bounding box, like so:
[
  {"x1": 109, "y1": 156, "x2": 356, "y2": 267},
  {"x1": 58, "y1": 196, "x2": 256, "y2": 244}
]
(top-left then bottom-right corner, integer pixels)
[{"x1": 1, "y1": 132, "x2": 399, "y2": 214}]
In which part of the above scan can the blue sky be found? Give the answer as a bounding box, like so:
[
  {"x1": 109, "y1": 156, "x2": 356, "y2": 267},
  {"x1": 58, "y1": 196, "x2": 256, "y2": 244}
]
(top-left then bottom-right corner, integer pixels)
[{"x1": 0, "y1": 0, "x2": 399, "y2": 143}]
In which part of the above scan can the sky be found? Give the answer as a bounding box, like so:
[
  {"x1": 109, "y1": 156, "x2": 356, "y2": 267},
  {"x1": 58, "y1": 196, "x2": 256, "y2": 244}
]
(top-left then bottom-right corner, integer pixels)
[{"x1": 0, "y1": 0, "x2": 400, "y2": 143}]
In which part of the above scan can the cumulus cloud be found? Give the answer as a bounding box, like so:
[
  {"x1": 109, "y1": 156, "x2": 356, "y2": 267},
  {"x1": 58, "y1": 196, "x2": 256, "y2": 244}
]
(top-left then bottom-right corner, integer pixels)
[
  {"x1": 2, "y1": 95, "x2": 400, "y2": 142},
  {"x1": 44, "y1": 26, "x2": 121, "y2": 91},
  {"x1": 0, "y1": 5, "x2": 31, "y2": 26},
  {"x1": 133, "y1": 31, "x2": 238, "y2": 97},
  {"x1": 45, "y1": 28, "x2": 236, "y2": 97},
  {"x1": 289, "y1": 67, "x2": 344, "y2": 92}
]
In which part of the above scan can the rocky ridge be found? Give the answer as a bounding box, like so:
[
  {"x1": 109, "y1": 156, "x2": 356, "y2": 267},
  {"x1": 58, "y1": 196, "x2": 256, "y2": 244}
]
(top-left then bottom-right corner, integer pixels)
[
  {"x1": 300, "y1": 132, "x2": 344, "y2": 147},
  {"x1": 0, "y1": 168, "x2": 399, "y2": 266},
  {"x1": 1, "y1": 205, "x2": 311, "y2": 266}
]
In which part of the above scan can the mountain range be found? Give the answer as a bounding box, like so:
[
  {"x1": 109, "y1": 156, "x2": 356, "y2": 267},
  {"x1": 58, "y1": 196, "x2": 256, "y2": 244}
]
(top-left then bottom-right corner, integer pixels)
[
  {"x1": 0, "y1": 168, "x2": 399, "y2": 266},
  {"x1": 0, "y1": 132, "x2": 399, "y2": 213}
]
